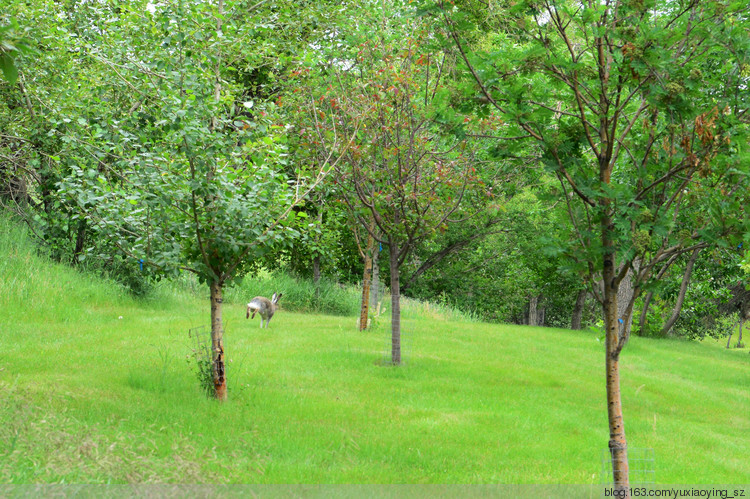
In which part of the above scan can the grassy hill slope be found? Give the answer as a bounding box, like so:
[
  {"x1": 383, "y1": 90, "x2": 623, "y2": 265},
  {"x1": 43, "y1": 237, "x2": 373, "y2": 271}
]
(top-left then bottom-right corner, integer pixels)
[{"x1": 1, "y1": 217, "x2": 748, "y2": 484}]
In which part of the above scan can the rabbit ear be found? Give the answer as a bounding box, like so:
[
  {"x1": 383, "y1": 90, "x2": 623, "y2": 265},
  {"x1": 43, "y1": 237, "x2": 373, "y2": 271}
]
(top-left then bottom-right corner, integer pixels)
[{"x1": 271, "y1": 292, "x2": 278, "y2": 303}]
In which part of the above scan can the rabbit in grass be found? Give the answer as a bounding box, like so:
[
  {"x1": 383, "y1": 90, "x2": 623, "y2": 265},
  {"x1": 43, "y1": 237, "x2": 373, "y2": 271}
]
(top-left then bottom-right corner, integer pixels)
[{"x1": 246, "y1": 292, "x2": 282, "y2": 328}]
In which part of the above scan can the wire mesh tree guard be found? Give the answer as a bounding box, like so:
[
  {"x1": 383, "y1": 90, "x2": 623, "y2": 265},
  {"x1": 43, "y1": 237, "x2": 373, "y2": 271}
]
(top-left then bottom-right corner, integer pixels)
[
  {"x1": 187, "y1": 325, "x2": 217, "y2": 395},
  {"x1": 188, "y1": 325, "x2": 212, "y2": 363},
  {"x1": 600, "y1": 447, "x2": 655, "y2": 489},
  {"x1": 381, "y1": 320, "x2": 410, "y2": 366}
]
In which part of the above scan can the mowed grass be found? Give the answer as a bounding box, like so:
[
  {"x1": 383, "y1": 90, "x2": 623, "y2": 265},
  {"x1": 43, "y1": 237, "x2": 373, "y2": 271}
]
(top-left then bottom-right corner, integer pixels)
[{"x1": 0, "y1": 218, "x2": 748, "y2": 484}]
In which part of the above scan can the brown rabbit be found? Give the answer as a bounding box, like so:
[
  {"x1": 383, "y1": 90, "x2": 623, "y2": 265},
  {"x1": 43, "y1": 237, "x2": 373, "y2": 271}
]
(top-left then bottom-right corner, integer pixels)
[{"x1": 246, "y1": 292, "x2": 281, "y2": 328}]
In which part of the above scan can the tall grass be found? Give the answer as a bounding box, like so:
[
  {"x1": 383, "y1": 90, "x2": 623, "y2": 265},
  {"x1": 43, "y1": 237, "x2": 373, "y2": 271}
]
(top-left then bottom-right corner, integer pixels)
[
  {"x1": 224, "y1": 271, "x2": 361, "y2": 317},
  {"x1": 0, "y1": 215, "x2": 132, "y2": 325},
  {"x1": 400, "y1": 295, "x2": 480, "y2": 323}
]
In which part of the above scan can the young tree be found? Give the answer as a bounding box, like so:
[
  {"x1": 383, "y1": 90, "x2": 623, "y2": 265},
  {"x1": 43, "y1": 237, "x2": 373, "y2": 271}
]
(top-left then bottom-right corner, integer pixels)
[
  {"x1": 311, "y1": 27, "x2": 477, "y2": 363},
  {"x1": 55, "y1": 0, "x2": 352, "y2": 400},
  {"x1": 441, "y1": 0, "x2": 750, "y2": 491}
]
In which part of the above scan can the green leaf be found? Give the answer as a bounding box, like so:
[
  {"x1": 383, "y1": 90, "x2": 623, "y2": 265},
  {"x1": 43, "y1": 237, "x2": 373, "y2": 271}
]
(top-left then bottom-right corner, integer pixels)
[{"x1": 0, "y1": 53, "x2": 18, "y2": 85}]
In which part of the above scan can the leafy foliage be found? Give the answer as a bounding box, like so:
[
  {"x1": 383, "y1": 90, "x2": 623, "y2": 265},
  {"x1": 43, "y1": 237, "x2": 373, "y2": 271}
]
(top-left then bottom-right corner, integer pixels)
[{"x1": 0, "y1": 17, "x2": 33, "y2": 85}]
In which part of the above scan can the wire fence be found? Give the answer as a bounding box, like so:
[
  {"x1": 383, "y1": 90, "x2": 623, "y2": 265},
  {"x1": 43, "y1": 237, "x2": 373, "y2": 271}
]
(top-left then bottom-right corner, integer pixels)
[{"x1": 600, "y1": 447, "x2": 655, "y2": 489}]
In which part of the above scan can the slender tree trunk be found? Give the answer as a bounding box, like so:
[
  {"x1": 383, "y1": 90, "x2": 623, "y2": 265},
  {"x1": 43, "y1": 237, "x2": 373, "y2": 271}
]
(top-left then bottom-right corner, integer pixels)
[
  {"x1": 389, "y1": 239, "x2": 401, "y2": 365},
  {"x1": 737, "y1": 315, "x2": 744, "y2": 348},
  {"x1": 359, "y1": 236, "x2": 374, "y2": 331},
  {"x1": 528, "y1": 294, "x2": 539, "y2": 326},
  {"x1": 638, "y1": 291, "x2": 653, "y2": 336},
  {"x1": 210, "y1": 281, "x2": 227, "y2": 400},
  {"x1": 539, "y1": 305, "x2": 545, "y2": 327},
  {"x1": 571, "y1": 289, "x2": 586, "y2": 330},
  {"x1": 616, "y1": 264, "x2": 637, "y2": 342},
  {"x1": 72, "y1": 217, "x2": 87, "y2": 265},
  {"x1": 371, "y1": 246, "x2": 380, "y2": 309},
  {"x1": 313, "y1": 204, "x2": 323, "y2": 299},
  {"x1": 313, "y1": 255, "x2": 321, "y2": 298},
  {"x1": 605, "y1": 302, "x2": 629, "y2": 494},
  {"x1": 602, "y1": 220, "x2": 629, "y2": 494},
  {"x1": 359, "y1": 221, "x2": 376, "y2": 331},
  {"x1": 660, "y1": 248, "x2": 701, "y2": 336}
]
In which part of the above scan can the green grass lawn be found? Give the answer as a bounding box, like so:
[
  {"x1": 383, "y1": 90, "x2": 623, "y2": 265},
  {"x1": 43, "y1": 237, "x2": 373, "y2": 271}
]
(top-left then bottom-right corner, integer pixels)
[{"x1": 1, "y1": 219, "x2": 749, "y2": 484}]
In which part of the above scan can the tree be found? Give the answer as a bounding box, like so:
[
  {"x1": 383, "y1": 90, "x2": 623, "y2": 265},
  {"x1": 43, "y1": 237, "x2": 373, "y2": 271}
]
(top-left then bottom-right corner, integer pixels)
[
  {"x1": 440, "y1": 0, "x2": 750, "y2": 491},
  {"x1": 54, "y1": 0, "x2": 353, "y2": 400},
  {"x1": 311, "y1": 21, "x2": 478, "y2": 363}
]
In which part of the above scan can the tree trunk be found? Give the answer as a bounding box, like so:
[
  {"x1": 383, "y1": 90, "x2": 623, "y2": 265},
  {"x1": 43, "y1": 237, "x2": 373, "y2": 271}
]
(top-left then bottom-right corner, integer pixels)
[
  {"x1": 659, "y1": 248, "x2": 701, "y2": 336},
  {"x1": 616, "y1": 264, "x2": 637, "y2": 343},
  {"x1": 737, "y1": 315, "x2": 744, "y2": 348},
  {"x1": 571, "y1": 289, "x2": 586, "y2": 330},
  {"x1": 72, "y1": 217, "x2": 87, "y2": 265},
  {"x1": 371, "y1": 245, "x2": 380, "y2": 309},
  {"x1": 389, "y1": 239, "x2": 401, "y2": 365},
  {"x1": 210, "y1": 281, "x2": 227, "y2": 401},
  {"x1": 602, "y1": 221, "x2": 629, "y2": 493},
  {"x1": 313, "y1": 254, "x2": 321, "y2": 299},
  {"x1": 209, "y1": 0, "x2": 226, "y2": 400},
  {"x1": 528, "y1": 294, "x2": 539, "y2": 326},
  {"x1": 359, "y1": 236, "x2": 374, "y2": 331},
  {"x1": 605, "y1": 313, "x2": 629, "y2": 494},
  {"x1": 539, "y1": 305, "x2": 545, "y2": 327},
  {"x1": 313, "y1": 202, "x2": 323, "y2": 299},
  {"x1": 638, "y1": 291, "x2": 654, "y2": 336},
  {"x1": 359, "y1": 221, "x2": 377, "y2": 330}
]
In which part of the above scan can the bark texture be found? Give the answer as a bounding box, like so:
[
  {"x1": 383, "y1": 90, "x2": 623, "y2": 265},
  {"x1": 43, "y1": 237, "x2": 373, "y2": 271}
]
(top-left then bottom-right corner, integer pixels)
[
  {"x1": 359, "y1": 242, "x2": 373, "y2": 331},
  {"x1": 615, "y1": 264, "x2": 637, "y2": 344},
  {"x1": 389, "y1": 238, "x2": 401, "y2": 365},
  {"x1": 528, "y1": 294, "x2": 539, "y2": 326}
]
